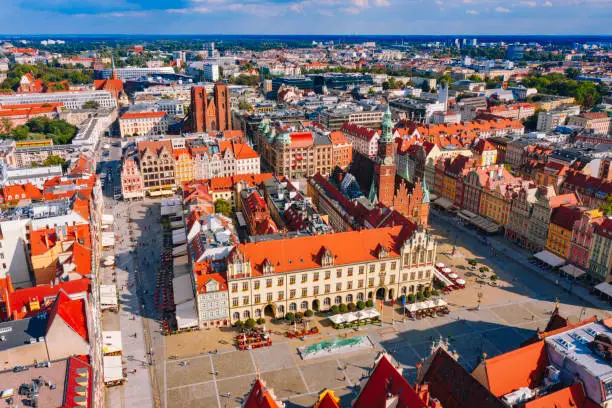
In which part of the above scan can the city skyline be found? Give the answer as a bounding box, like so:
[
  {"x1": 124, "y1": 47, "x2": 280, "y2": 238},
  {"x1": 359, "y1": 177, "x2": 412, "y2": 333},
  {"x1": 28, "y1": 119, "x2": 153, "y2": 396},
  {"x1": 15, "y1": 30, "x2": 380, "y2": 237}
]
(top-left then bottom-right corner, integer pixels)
[{"x1": 1, "y1": 0, "x2": 611, "y2": 35}]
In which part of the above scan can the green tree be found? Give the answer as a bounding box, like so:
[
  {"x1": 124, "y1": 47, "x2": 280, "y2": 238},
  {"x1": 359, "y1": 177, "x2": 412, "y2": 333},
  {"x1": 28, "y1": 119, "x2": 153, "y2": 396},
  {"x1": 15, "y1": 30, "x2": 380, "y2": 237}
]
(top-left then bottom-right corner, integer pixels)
[
  {"x1": 284, "y1": 312, "x2": 295, "y2": 322},
  {"x1": 365, "y1": 299, "x2": 374, "y2": 308},
  {"x1": 600, "y1": 194, "x2": 612, "y2": 215},
  {"x1": 416, "y1": 291, "x2": 424, "y2": 301},
  {"x1": 238, "y1": 101, "x2": 253, "y2": 110},
  {"x1": 214, "y1": 199, "x2": 232, "y2": 217},
  {"x1": 565, "y1": 68, "x2": 581, "y2": 79},
  {"x1": 339, "y1": 303, "x2": 348, "y2": 313},
  {"x1": 468, "y1": 74, "x2": 483, "y2": 82},
  {"x1": 83, "y1": 100, "x2": 100, "y2": 109},
  {"x1": 356, "y1": 301, "x2": 365, "y2": 310},
  {"x1": 245, "y1": 318, "x2": 256, "y2": 328},
  {"x1": 42, "y1": 155, "x2": 66, "y2": 168},
  {"x1": 330, "y1": 305, "x2": 340, "y2": 315},
  {"x1": 304, "y1": 309, "x2": 314, "y2": 317},
  {"x1": 407, "y1": 294, "x2": 416, "y2": 303}
]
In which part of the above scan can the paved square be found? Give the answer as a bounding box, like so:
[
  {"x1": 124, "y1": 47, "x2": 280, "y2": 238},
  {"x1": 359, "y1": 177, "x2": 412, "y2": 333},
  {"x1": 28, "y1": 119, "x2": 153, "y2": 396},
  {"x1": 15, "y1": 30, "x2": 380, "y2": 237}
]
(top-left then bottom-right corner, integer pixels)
[
  {"x1": 252, "y1": 343, "x2": 295, "y2": 371},
  {"x1": 301, "y1": 359, "x2": 346, "y2": 394},
  {"x1": 166, "y1": 357, "x2": 214, "y2": 389},
  {"x1": 217, "y1": 374, "x2": 259, "y2": 406},
  {"x1": 212, "y1": 350, "x2": 254, "y2": 379},
  {"x1": 167, "y1": 382, "x2": 218, "y2": 408},
  {"x1": 262, "y1": 367, "x2": 309, "y2": 399}
]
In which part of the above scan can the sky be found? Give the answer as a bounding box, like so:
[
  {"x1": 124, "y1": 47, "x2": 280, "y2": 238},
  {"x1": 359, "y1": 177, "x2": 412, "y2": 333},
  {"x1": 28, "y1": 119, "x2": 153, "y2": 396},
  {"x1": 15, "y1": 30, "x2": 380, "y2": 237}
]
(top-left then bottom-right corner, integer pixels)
[{"x1": 0, "y1": 0, "x2": 610, "y2": 35}]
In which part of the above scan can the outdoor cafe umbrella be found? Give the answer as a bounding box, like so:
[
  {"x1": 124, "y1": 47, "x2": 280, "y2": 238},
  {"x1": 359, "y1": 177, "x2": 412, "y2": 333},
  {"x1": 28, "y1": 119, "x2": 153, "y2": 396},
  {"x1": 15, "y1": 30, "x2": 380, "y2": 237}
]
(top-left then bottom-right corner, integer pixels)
[
  {"x1": 455, "y1": 279, "x2": 466, "y2": 286},
  {"x1": 442, "y1": 268, "x2": 452, "y2": 274},
  {"x1": 406, "y1": 304, "x2": 418, "y2": 313},
  {"x1": 448, "y1": 273, "x2": 459, "y2": 279},
  {"x1": 423, "y1": 300, "x2": 436, "y2": 310},
  {"x1": 434, "y1": 299, "x2": 447, "y2": 307},
  {"x1": 436, "y1": 263, "x2": 446, "y2": 268}
]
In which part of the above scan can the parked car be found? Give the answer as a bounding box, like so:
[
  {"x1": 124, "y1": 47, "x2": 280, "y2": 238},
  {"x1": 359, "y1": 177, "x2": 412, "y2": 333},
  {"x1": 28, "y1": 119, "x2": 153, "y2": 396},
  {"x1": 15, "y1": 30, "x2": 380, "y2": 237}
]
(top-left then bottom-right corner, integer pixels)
[{"x1": 13, "y1": 366, "x2": 29, "y2": 373}]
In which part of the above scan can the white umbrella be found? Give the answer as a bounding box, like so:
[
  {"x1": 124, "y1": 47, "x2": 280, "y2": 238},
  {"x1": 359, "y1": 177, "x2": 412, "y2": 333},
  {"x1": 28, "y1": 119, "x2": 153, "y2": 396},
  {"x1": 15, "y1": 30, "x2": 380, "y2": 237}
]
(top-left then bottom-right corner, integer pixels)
[
  {"x1": 434, "y1": 299, "x2": 447, "y2": 307},
  {"x1": 449, "y1": 273, "x2": 459, "y2": 279},
  {"x1": 406, "y1": 304, "x2": 418, "y2": 312},
  {"x1": 456, "y1": 279, "x2": 466, "y2": 285},
  {"x1": 423, "y1": 300, "x2": 436, "y2": 309},
  {"x1": 345, "y1": 312, "x2": 359, "y2": 323},
  {"x1": 436, "y1": 263, "x2": 446, "y2": 268},
  {"x1": 442, "y1": 268, "x2": 452, "y2": 274}
]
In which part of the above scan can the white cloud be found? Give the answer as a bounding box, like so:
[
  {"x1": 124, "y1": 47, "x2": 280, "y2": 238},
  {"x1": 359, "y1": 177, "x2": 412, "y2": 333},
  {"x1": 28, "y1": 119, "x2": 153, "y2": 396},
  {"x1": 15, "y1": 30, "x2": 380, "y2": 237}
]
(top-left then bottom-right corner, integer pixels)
[
  {"x1": 542, "y1": 0, "x2": 553, "y2": 5},
  {"x1": 344, "y1": 6, "x2": 363, "y2": 13},
  {"x1": 374, "y1": 0, "x2": 391, "y2": 6},
  {"x1": 166, "y1": 6, "x2": 209, "y2": 13},
  {"x1": 495, "y1": 6, "x2": 511, "y2": 11},
  {"x1": 466, "y1": 9, "x2": 479, "y2": 13},
  {"x1": 290, "y1": 2, "x2": 304, "y2": 12},
  {"x1": 463, "y1": 0, "x2": 473, "y2": 3},
  {"x1": 520, "y1": 1, "x2": 537, "y2": 6},
  {"x1": 435, "y1": 0, "x2": 443, "y2": 4},
  {"x1": 76, "y1": 10, "x2": 148, "y2": 17},
  {"x1": 352, "y1": 0, "x2": 369, "y2": 7}
]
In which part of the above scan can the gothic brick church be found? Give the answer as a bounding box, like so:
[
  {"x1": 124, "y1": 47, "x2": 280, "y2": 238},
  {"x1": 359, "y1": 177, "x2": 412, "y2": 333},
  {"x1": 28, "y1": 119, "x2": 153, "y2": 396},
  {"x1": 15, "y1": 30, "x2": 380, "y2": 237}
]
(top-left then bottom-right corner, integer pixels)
[{"x1": 185, "y1": 82, "x2": 231, "y2": 133}]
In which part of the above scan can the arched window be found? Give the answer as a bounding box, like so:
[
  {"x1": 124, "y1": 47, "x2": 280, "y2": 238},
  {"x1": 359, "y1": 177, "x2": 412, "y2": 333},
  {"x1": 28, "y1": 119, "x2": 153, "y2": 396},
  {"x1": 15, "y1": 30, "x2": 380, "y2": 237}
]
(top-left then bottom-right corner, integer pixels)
[
  {"x1": 334, "y1": 296, "x2": 342, "y2": 304},
  {"x1": 357, "y1": 293, "x2": 364, "y2": 301},
  {"x1": 301, "y1": 301, "x2": 308, "y2": 310},
  {"x1": 346, "y1": 294, "x2": 353, "y2": 303},
  {"x1": 323, "y1": 297, "x2": 331, "y2": 306},
  {"x1": 255, "y1": 309, "x2": 261, "y2": 317},
  {"x1": 233, "y1": 312, "x2": 240, "y2": 320},
  {"x1": 289, "y1": 302, "x2": 297, "y2": 311},
  {"x1": 243, "y1": 310, "x2": 250, "y2": 319},
  {"x1": 277, "y1": 305, "x2": 285, "y2": 313}
]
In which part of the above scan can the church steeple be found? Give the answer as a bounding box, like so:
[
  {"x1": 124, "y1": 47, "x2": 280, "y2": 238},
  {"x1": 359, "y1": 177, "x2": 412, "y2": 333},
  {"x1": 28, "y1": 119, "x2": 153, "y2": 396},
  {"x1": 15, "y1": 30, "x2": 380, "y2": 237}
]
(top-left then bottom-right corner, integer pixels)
[{"x1": 380, "y1": 105, "x2": 394, "y2": 143}]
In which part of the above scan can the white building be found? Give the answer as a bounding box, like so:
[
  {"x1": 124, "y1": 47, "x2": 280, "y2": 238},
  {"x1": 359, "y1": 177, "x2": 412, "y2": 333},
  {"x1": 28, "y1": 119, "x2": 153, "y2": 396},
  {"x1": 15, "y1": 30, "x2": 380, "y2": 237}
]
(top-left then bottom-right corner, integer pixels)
[
  {"x1": 0, "y1": 164, "x2": 63, "y2": 188},
  {"x1": 119, "y1": 111, "x2": 169, "y2": 138},
  {"x1": 98, "y1": 67, "x2": 175, "y2": 80},
  {"x1": 203, "y1": 64, "x2": 219, "y2": 82},
  {"x1": 0, "y1": 91, "x2": 117, "y2": 110},
  {"x1": 154, "y1": 100, "x2": 185, "y2": 117}
]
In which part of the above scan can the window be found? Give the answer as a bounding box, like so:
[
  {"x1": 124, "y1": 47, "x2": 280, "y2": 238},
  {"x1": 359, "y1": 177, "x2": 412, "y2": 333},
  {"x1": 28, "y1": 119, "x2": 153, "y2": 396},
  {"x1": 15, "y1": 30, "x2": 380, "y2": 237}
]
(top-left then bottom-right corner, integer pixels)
[
  {"x1": 290, "y1": 289, "x2": 296, "y2": 299},
  {"x1": 410, "y1": 272, "x2": 416, "y2": 280},
  {"x1": 231, "y1": 284, "x2": 238, "y2": 293},
  {"x1": 301, "y1": 274, "x2": 308, "y2": 283},
  {"x1": 324, "y1": 284, "x2": 330, "y2": 293},
  {"x1": 358, "y1": 279, "x2": 364, "y2": 288},
  {"x1": 289, "y1": 302, "x2": 297, "y2": 311},
  {"x1": 334, "y1": 296, "x2": 342, "y2": 304},
  {"x1": 369, "y1": 265, "x2": 375, "y2": 273},
  {"x1": 278, "y1": 291, "x2": 284, "y2": 301},
  {"x1": 357, "y1": 292, "x2": 364, "y2": 301},
  {"x1": 254, "y1": 294, "x2": 261, "y2": 304},
  {"x1": 242, "y1": 282, "x2": 248, "y2": 291},
  {"x1": 347, "y1": 268, "x2": 353, "y2": 277},
  {"x1": 325, "y1": 271, "x2": 331, "y2": 280},
  {"x1": 425, "y1": 270, "x2": 431, "y2": 278},
  {"x1": 418, "y1": 271, "x2": 423, "y2": 279},
  {"x1": 266, "y1": 293, "x2": 273, "y2": 302},
  {"x1": 359, "y1": 266, "x2": 365, "y2": 275},
  {"x1": 313, "y1": 272, "x2": 319, "y2": 281},
  {"x1": 289, "y1": 275, "x2": 296, "y2": 285},
  {"x1": 232, "y1": 297, "x2": 239, "y2": 307},
  {"x1": 301, "y1": 301, "x2": 308, "y2": 310},
  {"x1": 254, "y1": 281, "x2": 260, "y2": 290},
  {"x1": 336, "y1": 269, "x2": 342, "y2": 278},
  {"x1": 390, "y1": 275, "x2": 396, "y2": 284},
  {"x1": 336, "y1": 283, "x2": 342, "y2": 291},
  {"x1": 391, "y1": 262, "x2": 397, "y2": 270},
  {"x1": 313, "y1": 286, "x2": 319, "y2": 295},
  {"x1": 347, "y1": 281, "x2": 353, "y2": 290},
  {"x1": 402, "y1": 273, "x2": 408, "y2": 282},
  {"x1": 277, "y1": 278, "x2": 284, "y2": 286},
  {"x1": 323, "y1": 298, "x2": 331, "y2": 306},
  {"x1": 380, "y1": 263, "x2": 386, "y2": 272},
  {"x1": 368, "y1": 278, "x2": 375, "y2": 287},
  {"x1": 301, "y1": 288, "x2": 308, "y2": 297},
  {"x1": 243, "y1": 296, "x2": 249, "y2": 305},
  {"x1": 266, "y1": 279, "x2": 272, "y2": 288}
]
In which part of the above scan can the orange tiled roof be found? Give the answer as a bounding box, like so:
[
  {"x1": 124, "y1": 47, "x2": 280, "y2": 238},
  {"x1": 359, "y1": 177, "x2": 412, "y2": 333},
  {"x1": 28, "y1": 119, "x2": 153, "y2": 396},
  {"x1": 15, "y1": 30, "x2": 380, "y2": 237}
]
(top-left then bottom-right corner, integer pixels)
[
  {"x1": 47, "y1": 290, "x2": 88, "y2": 341},
  {"x1": 121, "y1": 111, "x2": 166, "y2": 119},
  {"x1": 522, "y1": 382, "x2": 598, "y2": 408},
  {"x1": 477, "y1": 341, "x2": 549, "y2": 397},
  {"x1": 231, "y1": 226, "x2": 409, "y2": 276},
  {"x1": 243, "y1": 379, "x2": 282, "y2": 408}
]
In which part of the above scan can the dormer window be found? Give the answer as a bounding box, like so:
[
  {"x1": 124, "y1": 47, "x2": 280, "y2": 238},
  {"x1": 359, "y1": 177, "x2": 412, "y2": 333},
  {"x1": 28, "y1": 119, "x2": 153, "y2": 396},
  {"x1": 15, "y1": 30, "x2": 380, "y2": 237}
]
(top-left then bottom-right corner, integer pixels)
[
  {"x1": 377, "y1": 244, "x2": 388, "y2": 259},
  {"x1": 321, "y1": 247, "x2": 334, "y2": 267},
  {"x1": 262, "y1": 258, "x2": 274, "y2": 274}
]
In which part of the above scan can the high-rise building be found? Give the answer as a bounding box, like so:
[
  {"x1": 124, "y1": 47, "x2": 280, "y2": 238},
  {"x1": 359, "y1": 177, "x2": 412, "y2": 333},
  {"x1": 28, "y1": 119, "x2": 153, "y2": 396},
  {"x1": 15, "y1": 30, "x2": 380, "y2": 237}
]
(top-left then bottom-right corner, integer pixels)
[
  {"x1": 203, "y1": 63, "x2": 219, "y2": 82},
  {"x1": 186, "y1": 82, "x2": 231, "y2": 133}
]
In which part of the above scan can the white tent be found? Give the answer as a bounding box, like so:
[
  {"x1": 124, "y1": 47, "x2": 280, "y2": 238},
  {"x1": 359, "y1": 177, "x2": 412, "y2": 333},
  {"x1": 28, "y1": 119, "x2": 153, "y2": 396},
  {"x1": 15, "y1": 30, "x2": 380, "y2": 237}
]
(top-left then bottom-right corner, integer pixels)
[
  {"x1": 103, "y1": 356, "x2": 124, "y2": 383},
  {"x1": 102, "y1": 331, "x2": 123, "y2": 355},
  {"x1": 560, "y1": 264, "x2": 586, "y2": 278},
  {"x1": 434, "y1": 299, "x2": 447, "y2": 307},
  {"x1": 344, "y1": 312, "x2": 359, "y2": 323},
  {"x1": 594, "y1": 282, "x2": 612, "y2": 298},
  {"x1": 175, "y1": 300, "x2": 199, "y2": 330},
  {"x1": 173, "y1": 274, "x2": 195, "y2": 305},
  {"x1": 102, "y1": 231, "x2": 115, "y2": 247},
  {"x1": 533, "y1": 251, "x2": 565, "y2": 268},
  {"x1": 173, "y1": 255, "x2": 190, "y2": 276},
  {"x1": 102, "y1": 214, "x2": 114, "y2": 225},
  {"x1": 434, "y1": 197, "x2": 455, "y2": 210},
  {"x1": 161, "y1": 204, "x2": 183, "y2": 216},
  {"x1": 100, "y1": 285, "x2": 118, "y2": 310},
  {"x1": 329, "y1": 314, "x2": 346, "y2": 324}
]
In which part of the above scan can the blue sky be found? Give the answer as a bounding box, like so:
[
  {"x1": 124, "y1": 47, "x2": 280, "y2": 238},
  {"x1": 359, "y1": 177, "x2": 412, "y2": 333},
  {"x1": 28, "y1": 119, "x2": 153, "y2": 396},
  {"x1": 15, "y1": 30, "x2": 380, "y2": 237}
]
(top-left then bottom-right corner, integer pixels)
[{"x1": 0, "y1": 0, "x2": 610, "y2": 34}]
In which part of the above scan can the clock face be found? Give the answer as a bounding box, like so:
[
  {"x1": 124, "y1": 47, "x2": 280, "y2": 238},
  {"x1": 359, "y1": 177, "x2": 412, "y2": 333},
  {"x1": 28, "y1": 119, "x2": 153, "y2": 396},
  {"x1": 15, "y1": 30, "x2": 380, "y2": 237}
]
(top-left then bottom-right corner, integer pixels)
[{"x1": 384, "y1": 156, "x2": 393, "y2": 165}]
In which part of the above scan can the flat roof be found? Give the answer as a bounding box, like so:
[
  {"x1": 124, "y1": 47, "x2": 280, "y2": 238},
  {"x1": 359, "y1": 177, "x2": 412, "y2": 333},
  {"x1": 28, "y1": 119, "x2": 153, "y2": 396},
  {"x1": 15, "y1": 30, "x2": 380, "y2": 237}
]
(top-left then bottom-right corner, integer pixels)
[
  {"x1": 0, "y1": 316, "x2": 47, "y2": 352},
  {"x1": 0, "y1": 359, "x2": 67, "y2": 408},
  {"x1": 101, "y1": 331, "x2": 122, "y2": 355}
]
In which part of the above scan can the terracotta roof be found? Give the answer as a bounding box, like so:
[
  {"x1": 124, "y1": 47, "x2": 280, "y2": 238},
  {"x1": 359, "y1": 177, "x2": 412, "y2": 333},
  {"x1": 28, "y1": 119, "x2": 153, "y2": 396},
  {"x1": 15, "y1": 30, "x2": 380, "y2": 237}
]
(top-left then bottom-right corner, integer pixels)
[
  {"x1": 219, "y1": 141, "x2": 259, "y2": 160},
  {"x1": 473, "y1": 139, "x2": 497, "y2": 154},
  {"x1": 476, "y1": 341, "x2": 549, "y2": 397},
  {"x1": 341, "y1": 123, "x2": 380, "y2": 142},
  {"x1": 328, "y1": 131, "x2": 349, "y2": 146},
  {"x1": 63, "y1": 356, "x2": 93, "y2": 408},
  {"x1": 353, "y1": 353, "x2": 428, "y2": 408},
  {"x1": 595, "y1": 217, "x2": 612, "y2": 240},
  {"x1": 290, "y1": 132, "x2": 314, "y2": 148},
  {"x1": 522, "y1": 382, "x2": 599, "y2": 408},
  {"x1": 1, "y1": 183, "x2": 43, "y2": 202},
  {"x1": 549, "y1": 193, "x2": 579, "y2": 209},
  {"x1": 47, "y1": 291, "x2": 88, "y2": 341},
  {"x1": 313, "y1": 390, "x2": 341, "y2": 408},
  {"x1": 550, "y1": 206, "x2": 583, "y2": 231},
  {"x1": 579, "y1": 111, "x2": 608, "y2": 120},
  {"x1": 231, "y1": 226, "x2": 410, "y2": 277},
  {"x1": 243, "y1": 379, "x2": 282, "y2": 408},
  {"x1": 121, "y1": 111, "x2": 167, "y2": 119}
]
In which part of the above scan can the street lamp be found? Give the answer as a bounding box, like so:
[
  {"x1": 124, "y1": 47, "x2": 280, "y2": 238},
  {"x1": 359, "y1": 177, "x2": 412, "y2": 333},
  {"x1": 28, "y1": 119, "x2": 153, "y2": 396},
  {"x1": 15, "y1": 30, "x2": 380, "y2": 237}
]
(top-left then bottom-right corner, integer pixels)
[{"x1": 477, "y1": 292, "x2": 483, "y2": 310}]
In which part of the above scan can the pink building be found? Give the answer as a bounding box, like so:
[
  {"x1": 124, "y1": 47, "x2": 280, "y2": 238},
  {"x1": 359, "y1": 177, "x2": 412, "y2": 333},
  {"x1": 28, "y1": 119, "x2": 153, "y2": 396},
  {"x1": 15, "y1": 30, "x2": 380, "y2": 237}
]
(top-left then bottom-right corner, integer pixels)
[
  {"x1": 568, "y1": 209, "x2": 604, "y2": 270},
  {"x1": 120, "y1": 157, "x2": 144, "y2": 200}
]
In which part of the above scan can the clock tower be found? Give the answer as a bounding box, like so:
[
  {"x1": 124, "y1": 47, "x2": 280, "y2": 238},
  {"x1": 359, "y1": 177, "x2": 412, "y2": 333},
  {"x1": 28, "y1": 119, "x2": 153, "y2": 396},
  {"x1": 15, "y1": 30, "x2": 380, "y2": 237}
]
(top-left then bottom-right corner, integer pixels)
[{"x1": 374, "y1": 106, "x2": 396, "y2": 207}]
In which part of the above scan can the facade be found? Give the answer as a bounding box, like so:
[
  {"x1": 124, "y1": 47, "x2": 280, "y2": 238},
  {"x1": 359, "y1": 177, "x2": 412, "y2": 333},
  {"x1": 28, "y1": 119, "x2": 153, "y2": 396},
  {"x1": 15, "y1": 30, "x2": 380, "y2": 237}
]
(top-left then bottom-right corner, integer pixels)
[
  {"x1": 318, "y1": 108, "x2": 384, "y2": 131},
  {"x1": 119, "y1": 111, "x2": 168, "y2": 138},
  {"x1": 505, "y1": 185, "x2": 538, "y2": 247},
  {"x1": 536, "y1": 105, "x2": 580, "y2": 132},
  {"x1": 224, "y1": 226, "x2": 436, "y2": 321},
  {"x1": 137, "y1": 140, "x2": 176, "y2": 196},
  {"x1": 173, "y1": 148, "x2": 194, "y2": 184},
  {"x1": 472, "y1": 139, "x2": 498, "y2": 167},
  {"x1": 526, "y1": 187, "x2": 578, "y2": 252},
  {"x1": 186, "y1": 83, "x2": 231, "y2": 133},
  {"x1": 340, "y1": 123, "x2": 380, "y2": 158},
  {"x1": 328, "y1": 131, "x2": 352, "y2": 170},
  {"x1": 545, "y1": 206, "x2": 584, "y2": 259},
  {"x1": 568, "y1": 209, "x2": 603, "y2": 270},
  {"x1": 587, "y1": 217, "x2": 612, "y2": 282},
  {"x1": 192, "y1": 141, "x2": 260, "y2": 180},
  {"x1": 98, "y1": 66, "x2": 175, "y2": 80},
  {"x1": 120, "y1": 157, "x2": 144, "y2": 200},
  {"x1": 0, "y1": 90, "x2": 117, "y2": 110},
  {"x1": 567, "y1": 111, "x2": 611, "y2": 135}
]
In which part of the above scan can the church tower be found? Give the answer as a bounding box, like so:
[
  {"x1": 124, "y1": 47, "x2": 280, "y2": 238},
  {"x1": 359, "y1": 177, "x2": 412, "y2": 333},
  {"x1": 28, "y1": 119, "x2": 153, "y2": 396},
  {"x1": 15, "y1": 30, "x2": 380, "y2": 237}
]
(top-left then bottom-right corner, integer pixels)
[{"x1": 374, "y1": 106, "x2": 396, "y2": 207}]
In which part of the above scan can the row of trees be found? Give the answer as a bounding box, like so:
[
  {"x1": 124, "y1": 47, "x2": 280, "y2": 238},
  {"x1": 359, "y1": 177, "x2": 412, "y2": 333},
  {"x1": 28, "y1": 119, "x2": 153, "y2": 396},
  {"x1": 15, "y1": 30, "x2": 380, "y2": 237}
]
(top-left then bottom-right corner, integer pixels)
[
  {"x1": 522, "y1": 72, "x2": 606, "y2": 108},
  {"x1": 0, "y1": 63, "x2": 94, "y2": 91},
  {"x1": 0, "y1": 117, "x2": 77, "y2": 145}
]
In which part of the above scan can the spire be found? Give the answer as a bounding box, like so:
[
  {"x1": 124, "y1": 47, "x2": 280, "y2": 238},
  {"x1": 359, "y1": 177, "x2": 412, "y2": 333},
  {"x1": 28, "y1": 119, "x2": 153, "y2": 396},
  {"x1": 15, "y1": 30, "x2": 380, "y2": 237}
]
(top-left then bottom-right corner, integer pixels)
[
  {"x1": 111, "y1": 56, "x2": 117, "y2": 80},
  {"x1": 380, "y1": 105, "x2": 394, "y2": 143},
  {"x1": 421, "y1": 177, "x2": 430, "y2": 203},
  {"x1": 402, "y1": 162, "x2": 411, "y2": 182},
  {"x1": 368, "y1": 178, "x2": 378, "y2": 204}
]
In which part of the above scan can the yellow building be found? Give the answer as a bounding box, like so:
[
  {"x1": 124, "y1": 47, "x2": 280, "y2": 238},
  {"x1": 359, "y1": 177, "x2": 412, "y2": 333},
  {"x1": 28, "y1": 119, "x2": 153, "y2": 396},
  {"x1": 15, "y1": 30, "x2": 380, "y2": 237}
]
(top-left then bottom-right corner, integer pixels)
[
  {"x1": 173, "y1": 148, "x2": 194, "y2": 185},
  {"x1": 472, "y1": 140, "x2": 498, "y2": 167},
  {"x1": 479, "y1": 185, "x2": 513, "y2": 227},
  {"x1": 545, "y1": 206, "x2": 583, "y2": 259}
]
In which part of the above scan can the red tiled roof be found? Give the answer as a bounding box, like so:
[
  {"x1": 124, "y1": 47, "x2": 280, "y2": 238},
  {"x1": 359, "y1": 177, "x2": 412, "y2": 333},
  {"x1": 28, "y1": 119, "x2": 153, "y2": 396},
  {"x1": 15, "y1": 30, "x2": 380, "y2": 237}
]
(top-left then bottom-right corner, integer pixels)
[
  {"x1": 353, "y1": 354, "x2": 428, "y2": 408},
  {"x1": 62, "y1": 356, "x2": 93, "y2": 408},
  {"x1": 244, "y1": 379, "x2": 282, "y2": 408},
  {"x1": 290, "y1": 132, "x2": 314, "y2": 148},
  {"x1": 313, "y1": 390, "x2": 341, "y2": 408},
  {"x1": 549, "y1": 193, "x2": 579, "y2": 209},
  {"x1": 580, "y1": 111, "x2": 608, "y2": 120},
  {"x1": 476, "y1": 341, "x2": 549, "y2": 398},
  {"x1": 121, "y1": 111, "x2": 166, "y2": 119},
  {"x1": 47, "y1": 291, "x2": 88, "y2": 341},
  {"x1": 522, "y1": 382, "x2": 598, "y2": 408},
  {"x1": 550, "y1": 206, "x2": 583, "y2": 231},
  {"x1": 231, "y1": 226, "x2": 408, "y2": 276},
  {"x1": 1, "y1": 183, "x2": 43, "y2": 202},
  {"x1": 596, "y1": 217, "x2": 612, "y2": 240}
]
